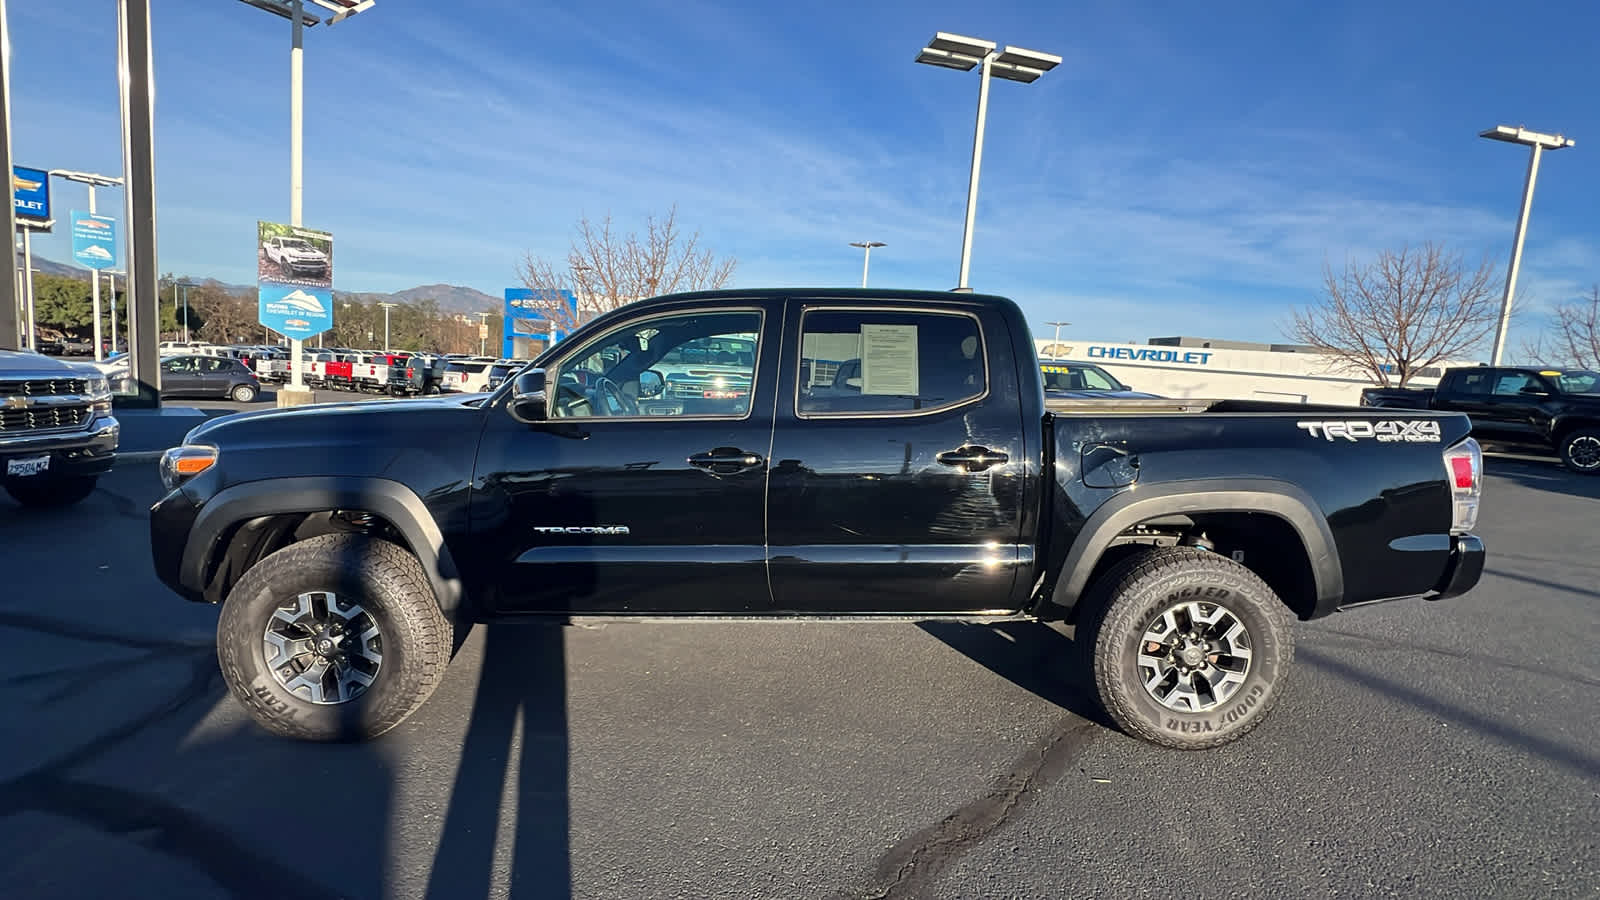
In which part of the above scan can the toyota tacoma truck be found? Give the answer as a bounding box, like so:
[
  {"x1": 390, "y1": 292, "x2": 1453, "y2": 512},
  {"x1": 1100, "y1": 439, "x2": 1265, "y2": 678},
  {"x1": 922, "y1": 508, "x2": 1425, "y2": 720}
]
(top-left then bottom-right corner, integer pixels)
[
  {"x1": 1, "y1": 349, "x2": 118, "y2": 508},
  {"x1": 149, "y1": 289, "x2": 1486, "y2": 748},
  {"x1": 1362, "y1": 365, "x2": 1600, "y2": 473}
]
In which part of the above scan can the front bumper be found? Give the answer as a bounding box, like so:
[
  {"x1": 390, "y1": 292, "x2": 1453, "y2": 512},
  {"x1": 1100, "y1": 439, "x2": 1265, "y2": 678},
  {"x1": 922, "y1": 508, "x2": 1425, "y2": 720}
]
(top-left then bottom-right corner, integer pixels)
[
  {"x1": 1428, "y1": 534, "x2": 1485, "y2": 600},
  {"x1": 150, "y1": 484, "x2": 204, "y2": 602},
  {"x1": 0, "y1": 417, "x2": 119, "y2": 479}
]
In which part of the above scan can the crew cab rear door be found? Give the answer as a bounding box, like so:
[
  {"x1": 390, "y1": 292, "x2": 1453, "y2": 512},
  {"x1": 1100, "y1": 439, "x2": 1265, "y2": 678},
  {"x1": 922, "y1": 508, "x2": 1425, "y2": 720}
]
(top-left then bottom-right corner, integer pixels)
[
  {"x1": 468, "y1": 298, "x2": 780, "y2": 614},
  {"x1": 765, "y1": 299, "x2": 1029, "y2": 614}
]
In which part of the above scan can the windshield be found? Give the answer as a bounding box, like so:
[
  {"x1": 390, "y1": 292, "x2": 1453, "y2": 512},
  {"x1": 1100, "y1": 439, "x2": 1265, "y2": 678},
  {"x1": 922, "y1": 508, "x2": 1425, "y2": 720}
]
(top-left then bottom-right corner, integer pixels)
[
  {"x1": 1041, "y1": 363, "x2": 1127, "y2": 392},
  {"x1": 1552, "y1": 370, "x2": 1600, "y2": 393}
]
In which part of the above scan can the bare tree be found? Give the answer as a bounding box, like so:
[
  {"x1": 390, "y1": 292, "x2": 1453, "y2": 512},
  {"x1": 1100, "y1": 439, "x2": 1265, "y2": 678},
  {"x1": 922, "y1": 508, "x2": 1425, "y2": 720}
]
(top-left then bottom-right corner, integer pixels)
[
  {"x1": 516, "y1": 205, "x2": 736, "y2": 336},
  {"x1": 1286, "y1": 243, "x2": 1500, "y2": 388},
  {"x1": 1549, "y1": 285, "x2": 1600, "y2": 368}
]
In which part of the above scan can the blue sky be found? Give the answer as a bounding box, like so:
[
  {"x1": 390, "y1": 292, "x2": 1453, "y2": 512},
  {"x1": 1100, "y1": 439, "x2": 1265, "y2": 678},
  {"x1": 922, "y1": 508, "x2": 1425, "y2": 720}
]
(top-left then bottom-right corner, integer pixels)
[{"x1": 10, "y1": 0, "x2": 1600, "y2": 350}]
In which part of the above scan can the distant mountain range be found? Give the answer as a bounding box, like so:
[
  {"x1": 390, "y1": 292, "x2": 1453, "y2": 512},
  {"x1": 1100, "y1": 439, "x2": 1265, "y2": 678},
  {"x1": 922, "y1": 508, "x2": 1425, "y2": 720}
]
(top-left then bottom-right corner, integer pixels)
[{"x1": 29, "y1": 257, "x2": 503, "y2": 315}]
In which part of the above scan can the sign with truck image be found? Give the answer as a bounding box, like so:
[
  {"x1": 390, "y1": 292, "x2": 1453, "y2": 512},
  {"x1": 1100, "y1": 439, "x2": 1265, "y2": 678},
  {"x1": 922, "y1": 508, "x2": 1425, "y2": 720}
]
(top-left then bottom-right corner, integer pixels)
[{"x1": 257, "y1": 220, "x2": 334, "y2": 339}]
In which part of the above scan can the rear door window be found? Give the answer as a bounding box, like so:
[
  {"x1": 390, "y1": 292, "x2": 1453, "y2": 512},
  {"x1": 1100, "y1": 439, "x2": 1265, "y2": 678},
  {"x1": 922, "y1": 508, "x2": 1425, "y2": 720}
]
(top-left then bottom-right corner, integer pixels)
[{"x1": 797, "y1": 309, "x2": 985, "y2": 416}]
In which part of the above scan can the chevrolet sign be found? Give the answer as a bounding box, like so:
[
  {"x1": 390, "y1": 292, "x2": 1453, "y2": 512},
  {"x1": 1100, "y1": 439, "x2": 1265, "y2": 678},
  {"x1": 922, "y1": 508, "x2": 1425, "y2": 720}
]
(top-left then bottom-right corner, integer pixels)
[{"x1": 12, "y1": 165, "x2": 51, "y2": 223}]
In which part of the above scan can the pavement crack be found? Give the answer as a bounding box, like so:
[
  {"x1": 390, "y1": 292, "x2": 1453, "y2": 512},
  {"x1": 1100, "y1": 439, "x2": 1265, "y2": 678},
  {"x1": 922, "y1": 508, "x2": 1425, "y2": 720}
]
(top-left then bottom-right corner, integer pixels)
[{"x1": 849, "y1": 716, "x2": 1100, "y2": 900}]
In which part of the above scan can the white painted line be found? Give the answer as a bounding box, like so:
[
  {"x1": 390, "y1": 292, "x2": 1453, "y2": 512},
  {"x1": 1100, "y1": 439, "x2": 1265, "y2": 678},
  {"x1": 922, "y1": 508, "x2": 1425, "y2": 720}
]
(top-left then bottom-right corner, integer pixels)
[{"x1": 1482, "y1": 451, "x2": 1557, "y2": 465}]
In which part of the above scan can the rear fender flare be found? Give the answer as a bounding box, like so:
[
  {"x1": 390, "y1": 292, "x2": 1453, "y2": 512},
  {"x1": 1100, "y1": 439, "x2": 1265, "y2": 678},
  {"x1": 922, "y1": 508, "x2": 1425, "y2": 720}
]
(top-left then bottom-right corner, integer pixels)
[
  {"x1": 1046, "y1": 479, "x2": 1342, "y2": 620},
  {"x1": 181, "y1": 476, "x2": 463, "y2": 620}
]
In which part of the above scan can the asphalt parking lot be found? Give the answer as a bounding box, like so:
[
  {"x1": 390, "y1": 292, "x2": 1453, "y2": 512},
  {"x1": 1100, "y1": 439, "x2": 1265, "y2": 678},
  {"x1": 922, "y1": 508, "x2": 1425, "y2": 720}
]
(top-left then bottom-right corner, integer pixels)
[{"x1": 0, "y1": 456, "x2": 1595, "y2": 899}]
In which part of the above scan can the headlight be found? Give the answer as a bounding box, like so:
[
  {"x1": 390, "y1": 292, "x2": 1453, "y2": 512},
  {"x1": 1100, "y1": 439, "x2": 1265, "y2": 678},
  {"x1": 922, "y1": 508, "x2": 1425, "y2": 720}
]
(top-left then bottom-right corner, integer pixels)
[
  {"x1": 159, "y1": 445, "x2": 218, "y2": 492},
  {"x1": 86, "y1": 374, "x2": 112, "y2": 415}
]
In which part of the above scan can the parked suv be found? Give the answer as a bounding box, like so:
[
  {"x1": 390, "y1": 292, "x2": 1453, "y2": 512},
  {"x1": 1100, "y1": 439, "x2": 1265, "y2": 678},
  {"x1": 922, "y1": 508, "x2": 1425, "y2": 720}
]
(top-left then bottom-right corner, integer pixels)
[{"x1": 159, "y1": 355, "x2": 264, "y2": 403}]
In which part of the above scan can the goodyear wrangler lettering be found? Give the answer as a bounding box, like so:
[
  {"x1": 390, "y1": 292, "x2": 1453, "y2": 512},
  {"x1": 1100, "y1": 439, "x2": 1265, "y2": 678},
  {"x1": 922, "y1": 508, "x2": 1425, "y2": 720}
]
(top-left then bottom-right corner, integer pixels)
[{"x1": 1087, "y1": 346, "x2": 1214, "y2": 365}]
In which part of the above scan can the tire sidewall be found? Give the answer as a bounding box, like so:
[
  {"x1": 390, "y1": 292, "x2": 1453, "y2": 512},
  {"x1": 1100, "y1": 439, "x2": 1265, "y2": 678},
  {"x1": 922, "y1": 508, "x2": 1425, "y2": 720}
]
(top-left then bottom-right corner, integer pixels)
[
  {"x1": 1560, "y1": 429, "x2": 1600, "y2": 475},
  {"x1": 1096, "y1": 556, "x2": 1290, "y2": 746},
  {"x1": 232, "y1": 384, "x2": 257, "y2": 403},
  {"x1": 218, "y1": 548, "x2": 415, "y2": 740}
]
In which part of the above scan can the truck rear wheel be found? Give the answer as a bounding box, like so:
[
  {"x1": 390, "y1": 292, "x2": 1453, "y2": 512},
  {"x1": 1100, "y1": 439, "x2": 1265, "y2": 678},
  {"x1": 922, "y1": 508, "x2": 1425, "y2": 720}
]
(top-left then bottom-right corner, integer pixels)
[
  {"x1": 1559, "y1": 428, "x2": 1600, "y2": 474},
  {"x1": 216, "y1": 533, "x2": 452, "y2": 742},
  {"x1": 1079, "y1": 547, "x2": 1293, "y2": 750}
]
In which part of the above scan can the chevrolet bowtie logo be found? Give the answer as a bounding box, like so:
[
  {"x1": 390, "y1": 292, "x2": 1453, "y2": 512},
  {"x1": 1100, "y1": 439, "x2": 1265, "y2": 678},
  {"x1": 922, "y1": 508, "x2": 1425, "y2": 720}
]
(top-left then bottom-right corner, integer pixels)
[{"x1": 5, "y1": 396, "x2": 29, "y2": 410}]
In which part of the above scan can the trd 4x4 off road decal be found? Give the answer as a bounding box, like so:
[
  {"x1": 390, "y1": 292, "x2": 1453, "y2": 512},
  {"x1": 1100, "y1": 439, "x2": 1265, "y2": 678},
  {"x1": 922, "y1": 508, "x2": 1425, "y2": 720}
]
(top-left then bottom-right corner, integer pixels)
[{"x1": 1296, "y1": 420, "x2": 1442, "y2": 443}]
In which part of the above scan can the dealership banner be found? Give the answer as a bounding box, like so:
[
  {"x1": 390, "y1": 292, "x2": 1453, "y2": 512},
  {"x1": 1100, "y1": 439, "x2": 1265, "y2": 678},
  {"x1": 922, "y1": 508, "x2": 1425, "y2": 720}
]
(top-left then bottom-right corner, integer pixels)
[
  {"x1": 257, "y1": 220, "x2": 333, "y2": 339},
  {"x1": 13, "y1": 166, "x2": 51, "y2": 224},
  {"x1": 70, "y1": 210, "x2": 117, "y2": 269}
]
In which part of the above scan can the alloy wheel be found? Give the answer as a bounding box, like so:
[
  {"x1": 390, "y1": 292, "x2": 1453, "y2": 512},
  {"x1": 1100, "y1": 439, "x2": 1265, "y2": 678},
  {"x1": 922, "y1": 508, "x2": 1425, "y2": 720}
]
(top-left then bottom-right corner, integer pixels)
[
  {"x1": 263, "y1": 591, "x2": 383, "y2": 705},
  {"x1": 1136, "y1": 599, "x2": 1253, "y2": 712}
]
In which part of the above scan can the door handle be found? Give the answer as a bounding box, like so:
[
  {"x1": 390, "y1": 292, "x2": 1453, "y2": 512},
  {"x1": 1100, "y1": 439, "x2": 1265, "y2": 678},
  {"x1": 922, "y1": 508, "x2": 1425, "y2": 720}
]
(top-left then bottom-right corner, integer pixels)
[
  {"x1": 936, "y1": 445, "x2": 1010, "y2": 473},
  {"x1": 688, "y1": 448, "x2": 765, "y2": 474}
]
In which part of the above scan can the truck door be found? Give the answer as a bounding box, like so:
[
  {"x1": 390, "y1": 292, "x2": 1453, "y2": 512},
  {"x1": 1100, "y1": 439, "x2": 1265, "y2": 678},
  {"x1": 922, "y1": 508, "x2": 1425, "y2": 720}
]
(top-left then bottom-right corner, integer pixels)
[
  {"x1": 1449, "y1": 369, "x2": 1544, "y2": 444},
  {"x1": 764, "y1": 301, "x2": 1029, "y2": 614},
  {"x1": 468, "y1": 300, "x2": 779, "y2": 614}
]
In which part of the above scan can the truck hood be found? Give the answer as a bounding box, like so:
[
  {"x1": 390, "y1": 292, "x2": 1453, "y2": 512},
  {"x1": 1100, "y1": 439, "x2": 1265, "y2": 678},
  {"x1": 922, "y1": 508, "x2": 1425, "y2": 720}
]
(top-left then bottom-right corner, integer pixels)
[
  {"x1": 0, "y1": 350, "x2": 104, "y2": 378},
  {"x1": 183, "y1": 394, "x2": 486, "y2": 447}
]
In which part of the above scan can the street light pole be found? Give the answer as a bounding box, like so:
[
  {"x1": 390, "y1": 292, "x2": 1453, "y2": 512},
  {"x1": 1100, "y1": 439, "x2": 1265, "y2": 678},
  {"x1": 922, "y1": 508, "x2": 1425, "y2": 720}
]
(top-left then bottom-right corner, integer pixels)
[
  {"x1": 237, "y1": 0, "x2": 376, "y2": 402},
  {"x1": 958, "y1": 55, "x2": 992, "y2": 292},
  {"x1": 1045, "y1": 320, "x2": 1070, "y2": 358},
  {"x1": 916, "y1": 33, "x2": 1060, "y2": 292},
  {"x1": 849, "y1": 241, "x2": 886, "y2": 288},
  {"x1": 1479, "y1": 125, "x2": 1574, "y2": 366},
  {"x1": 476, "y1": 311, "x2": 490, "y2": 356},
  {"x1": 379, "y1": 301, "x2": 397, "y2": 351},
  {"x1": 50, "y1": 170, "x2": 124, "y2": 360}
]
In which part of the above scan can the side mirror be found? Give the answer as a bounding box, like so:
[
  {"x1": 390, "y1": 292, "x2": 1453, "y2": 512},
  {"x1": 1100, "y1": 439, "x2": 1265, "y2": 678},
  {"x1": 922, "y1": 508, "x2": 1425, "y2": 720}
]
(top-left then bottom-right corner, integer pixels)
[
  {"x1": 639, "y1": 369, "x2": 665, "y2": 399},
  {"x1": 507, "y1": 368, "x2": 549, "y2": 423}
]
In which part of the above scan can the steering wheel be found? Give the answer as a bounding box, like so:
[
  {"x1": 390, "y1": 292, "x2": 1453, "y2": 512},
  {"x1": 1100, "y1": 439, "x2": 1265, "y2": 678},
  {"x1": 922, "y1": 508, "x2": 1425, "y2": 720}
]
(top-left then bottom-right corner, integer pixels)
[{"x1": 594, "y1": 376, "x2": 639, "y2": 416}]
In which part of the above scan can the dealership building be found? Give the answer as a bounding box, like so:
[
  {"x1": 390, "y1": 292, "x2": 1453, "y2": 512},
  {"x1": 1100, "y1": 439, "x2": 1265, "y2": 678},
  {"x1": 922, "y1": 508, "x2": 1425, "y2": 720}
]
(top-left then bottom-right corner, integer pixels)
[{"x1": 1037, "y1": 335, "x2": 1473, "y2": 405}]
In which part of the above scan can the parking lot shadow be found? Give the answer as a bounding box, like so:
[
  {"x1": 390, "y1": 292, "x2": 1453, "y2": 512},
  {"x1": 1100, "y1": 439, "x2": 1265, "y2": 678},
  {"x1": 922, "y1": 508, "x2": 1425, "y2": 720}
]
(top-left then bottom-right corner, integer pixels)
[
  {"x1": 424, "y1": 623, "x2": 571, "y2": 900},
  {"x1": 917, "y1": 620, "x2": 1115, "y2": 730}
]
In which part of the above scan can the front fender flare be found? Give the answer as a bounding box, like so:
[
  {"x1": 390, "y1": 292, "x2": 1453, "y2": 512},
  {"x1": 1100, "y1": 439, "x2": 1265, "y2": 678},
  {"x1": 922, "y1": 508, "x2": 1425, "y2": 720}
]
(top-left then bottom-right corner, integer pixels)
[
  {"x1": 1047, "y1": 478, "x2": 1343, "y2": 620},
  {"x1": 180, "y1": 476, "x2": 463, "y2": 620}
]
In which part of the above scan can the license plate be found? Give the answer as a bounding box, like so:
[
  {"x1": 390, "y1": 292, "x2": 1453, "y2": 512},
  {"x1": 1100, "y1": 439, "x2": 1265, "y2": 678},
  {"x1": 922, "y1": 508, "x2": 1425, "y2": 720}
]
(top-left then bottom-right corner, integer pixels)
[{"x1": 6, "y1": 455, "x2": 50, "y2": 477}]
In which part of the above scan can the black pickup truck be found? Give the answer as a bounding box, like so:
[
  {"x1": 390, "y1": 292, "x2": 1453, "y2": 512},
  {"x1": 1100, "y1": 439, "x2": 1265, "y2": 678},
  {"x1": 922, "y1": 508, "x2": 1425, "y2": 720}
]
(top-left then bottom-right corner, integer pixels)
[
  {"x1": 1362, "y1": 366, "x2": 1600, "y2": 474},
  {"x1": 150, "y1": 289, "x2": 1486, "y2": 749}
]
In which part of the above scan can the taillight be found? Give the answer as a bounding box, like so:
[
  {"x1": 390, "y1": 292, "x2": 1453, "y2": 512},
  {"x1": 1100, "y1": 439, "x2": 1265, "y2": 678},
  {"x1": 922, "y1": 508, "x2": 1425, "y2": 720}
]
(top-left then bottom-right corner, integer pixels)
[
  {"x1": 1442, "y1": 438, "x2": 1482, "y2": 533},
  {"x1": 407, "y1": 367, "x2": 414, "y2": 378}
]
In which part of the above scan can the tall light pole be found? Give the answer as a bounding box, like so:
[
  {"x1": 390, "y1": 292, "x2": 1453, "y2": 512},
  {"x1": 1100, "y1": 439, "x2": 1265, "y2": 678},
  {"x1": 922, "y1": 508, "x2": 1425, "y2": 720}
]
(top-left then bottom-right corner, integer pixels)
[
  {"x1": 1479, "y1": 125, "x2": 1574, "y2": 366},
  {"x1": 475, "y1": 311, "x2": 490, "y2": 356},
  {"x1": 235, "y1": 0, "x2": 375, "y2": 403},
  {"x1": 916, "y1": 33, "x2": 1060, "y2": 292},
  {"x1": 378, "y1": 301, "x2": 397, "y2": 351},
  {"x1": 1045, "y1": 320, "x2": 1070, "y2": 358},
  {"x1": 50, "y1": 170, "x2": 124, "y2": 360},
  {"x1": 849, "y1": 241, "x2": 885, "y2": 287}
]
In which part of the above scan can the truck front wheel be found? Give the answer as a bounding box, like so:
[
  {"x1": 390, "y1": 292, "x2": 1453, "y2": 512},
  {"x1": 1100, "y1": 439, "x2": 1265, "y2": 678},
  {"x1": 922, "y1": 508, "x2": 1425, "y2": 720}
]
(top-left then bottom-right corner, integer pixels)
[
  {"x1": 216, "y1": 533, "x2": 452, "y2": 742},
  {"x1": 1559, "y1": 428, "x2": 1600, "y2": 474},
  {"x1": 1080, "y1": 547, "x2": 1293, "y2": 750}
]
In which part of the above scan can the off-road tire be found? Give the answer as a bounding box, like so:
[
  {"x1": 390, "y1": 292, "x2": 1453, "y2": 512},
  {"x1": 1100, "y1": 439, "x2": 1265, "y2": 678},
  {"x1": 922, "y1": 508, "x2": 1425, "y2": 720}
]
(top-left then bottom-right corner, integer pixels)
[
  {"x1": 4, "y1": 474, "x2": 97, "y2": 508},
  {"x1": 230, "y1": 383, "x2": 258, "y2": 403},
  {"x1": 1558, "y1": 428, "x2": 1600, "y2": 475},
  {"x1": 1079, "y1": 547, "x2": 1294, "y2": 750},
  {"x1": 425, "y1": 384, "x2": 442, "y2": 396},
  {"x1": 217, "y1": 533, "x2": 451, "y2": 742}
]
